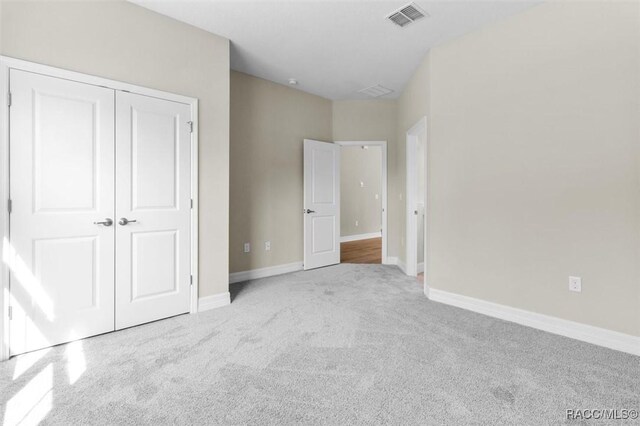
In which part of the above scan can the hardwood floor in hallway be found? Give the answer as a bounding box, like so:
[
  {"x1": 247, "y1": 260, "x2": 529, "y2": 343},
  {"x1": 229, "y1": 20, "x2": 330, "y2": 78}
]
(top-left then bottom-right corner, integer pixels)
[{"x1": 340, "y1": 237, "x2": 381, "y2": 264}]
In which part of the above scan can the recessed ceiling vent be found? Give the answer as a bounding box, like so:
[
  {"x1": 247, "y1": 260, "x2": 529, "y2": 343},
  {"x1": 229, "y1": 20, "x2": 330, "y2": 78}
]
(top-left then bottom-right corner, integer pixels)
[
  {"x1": 358, "y1": 84, "x2": 394, "y2": 98},
  {"x1": 387, "y1": 3, "x2": 427, "y2": 28}
]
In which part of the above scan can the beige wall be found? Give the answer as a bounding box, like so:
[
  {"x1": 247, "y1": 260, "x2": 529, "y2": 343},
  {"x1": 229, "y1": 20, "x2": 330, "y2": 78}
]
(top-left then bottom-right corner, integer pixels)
[
  {"x1": 230, "y1": 90, "x2": 400, "y2": 273},
  {"x1": 340, "y1": 146, "x2": 382, "y2": 237},
  {"x1": 396, "y1": 55, "x2": 431, "y2": 266},
  {"x1": 230, "y1": 71, "x2": 332, "y2": 272},
  {"x1": 333, "y1": 100, "x2": 399, "y2": 254},
  {"x1": 425, "y1": 1, "x2": 640, "y2": 336},
  {"x1": 0, "y1": 0, "x2": 231, "y2": 297}
]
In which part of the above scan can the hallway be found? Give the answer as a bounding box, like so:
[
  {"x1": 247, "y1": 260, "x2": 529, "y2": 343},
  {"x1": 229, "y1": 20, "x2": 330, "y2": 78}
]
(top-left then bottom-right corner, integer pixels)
[{"x1": 340, "y1": 237, "x2": 382, "y2": 264}]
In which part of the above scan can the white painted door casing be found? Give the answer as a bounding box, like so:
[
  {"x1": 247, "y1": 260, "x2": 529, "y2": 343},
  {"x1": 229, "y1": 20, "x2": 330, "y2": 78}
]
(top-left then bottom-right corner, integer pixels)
[
  {"x1": 303, "y1": 139, "x2": 340, "y2": 270},
  {"x1": 8, "y1": 70, "x2": 116, "y2": 355}
]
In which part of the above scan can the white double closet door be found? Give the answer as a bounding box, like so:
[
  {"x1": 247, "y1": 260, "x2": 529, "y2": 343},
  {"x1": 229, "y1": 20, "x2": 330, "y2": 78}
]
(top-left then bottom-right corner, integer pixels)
[{"x1": 9, "y1": 69, "x2": 192, "y2": 356}]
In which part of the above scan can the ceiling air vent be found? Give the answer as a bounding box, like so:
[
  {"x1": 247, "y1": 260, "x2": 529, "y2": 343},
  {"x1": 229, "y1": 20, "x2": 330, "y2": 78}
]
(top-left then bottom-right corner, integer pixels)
[
  {"x1": 387, "y1": 2, "x2": 427, "y2": 28},
  {"x1": 388, "y1": 11, "x2": 412, "y2": 28},
  {"x1": 358, "y1": 84, "x2": 394, "y2": 98}
]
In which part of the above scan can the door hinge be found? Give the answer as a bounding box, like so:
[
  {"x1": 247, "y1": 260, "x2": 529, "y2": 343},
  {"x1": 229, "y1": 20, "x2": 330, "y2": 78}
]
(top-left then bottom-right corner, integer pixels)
[
  {"x1": 188, "y1": 121, "x2": 193, "y2": 133},
  {"x1": 8, "y1": 306, "x2": 12, "y2": 320},
  {"x1": 7, "y1": 92, "x2": 11, "y2": 108},
  {"x1": 190, "y1": 199, "x2": 193, "y2": 209},
  {"x1": 7, "y1": 199, "x2": 11, "y2": 214},
  {"x1": 190, "y1": 275, "x2": 193, "y2": 286}
]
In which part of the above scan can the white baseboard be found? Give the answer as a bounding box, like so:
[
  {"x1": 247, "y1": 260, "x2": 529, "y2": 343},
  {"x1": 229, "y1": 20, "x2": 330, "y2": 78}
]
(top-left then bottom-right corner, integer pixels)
[
  {"x1": 397, "y1": 259, "x2": 407, "y2": 274},
  {"x1": 340, "y1": 232, "x2": 382, "y2": 243},
  {"x1": 384, "y1": 256, "x2": 408, "y2": 274},
  {"x1": 198, "y1": 292, "x2": 230, "y2": 312},
  {"x1": 429, "y1": 288, "x2": 640, "y2": 356},
  {"x1": 229, "y1": 261, "x2": 303, "y2": 284},
  {"x1": 384, "y1": 256, "x2": 419, "y2": 276}
]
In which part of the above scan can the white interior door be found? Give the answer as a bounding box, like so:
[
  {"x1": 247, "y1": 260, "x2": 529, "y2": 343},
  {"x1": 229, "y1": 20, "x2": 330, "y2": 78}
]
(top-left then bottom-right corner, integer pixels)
[
  {"x1": 8, "y1": 70, "x2": 115, "y2": 355},
  {"x1": 303, "y1": 139, "x2": 340, "y2": 270},
  {"x1": 115, "y1": 92, "x2": 192, "y2": 329},
  {"x1": 406, "y1": 133, "x2": 418, "y2": 277},
  {"x1": 406, "y1": 117, "x2": 427, "y2": 280}
]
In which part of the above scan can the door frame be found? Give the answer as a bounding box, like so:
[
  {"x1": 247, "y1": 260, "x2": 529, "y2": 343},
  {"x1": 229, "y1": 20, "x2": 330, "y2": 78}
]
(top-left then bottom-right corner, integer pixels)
[
  {"x1": 0, "y1": 56, "x2": 200, "y2": 361},
  {"x1": 335, "y1": 141, "x2": 388, "y2": 264},
  {"x1": 405, "y1": 118, "x2": 428, "y2": 292}
]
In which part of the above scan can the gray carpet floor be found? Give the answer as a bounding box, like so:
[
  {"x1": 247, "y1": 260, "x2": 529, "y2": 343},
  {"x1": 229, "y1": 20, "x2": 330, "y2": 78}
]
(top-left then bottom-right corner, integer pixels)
[{"x1": 1, "y1": 264, "x2": 638, "y2": 425}]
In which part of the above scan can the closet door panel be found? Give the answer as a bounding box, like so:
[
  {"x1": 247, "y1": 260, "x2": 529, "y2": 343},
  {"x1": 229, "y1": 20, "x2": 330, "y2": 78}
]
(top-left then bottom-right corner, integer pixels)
[
  {"x1": 115, "y1": 92, "x2": 191, "y2": 329},
  {"x1": 8, "y1": 70, "x2": 115, "y2": 356}
]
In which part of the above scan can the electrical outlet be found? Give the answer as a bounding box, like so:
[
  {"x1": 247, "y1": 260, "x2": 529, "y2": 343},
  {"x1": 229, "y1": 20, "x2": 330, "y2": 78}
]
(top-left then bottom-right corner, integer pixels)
[
  {"x1": 569, "y1": 276, "x2": 581, "y2": 292},
  {"x1": 355, "y1": 220, "x2": 359, "y2": 227},
  {"x1": 244, "y1": 243, "x2": 250, "y2": 253},
  {"x1": 375, "y1": 194, "x2": 379, "y2": 200},
  {"x1": 265, "y1": 241, "x2": 271, "y2": 251}
]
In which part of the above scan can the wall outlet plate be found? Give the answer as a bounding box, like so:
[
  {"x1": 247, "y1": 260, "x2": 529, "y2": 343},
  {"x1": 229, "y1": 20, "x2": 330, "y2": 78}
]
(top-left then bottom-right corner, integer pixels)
[
  {"x1": 265, "y1": 241, "x2": 271, "y2": 251},
  {"x1": 244, "y1": 243, "x2": 250, "y2": 253},
  {"x1": 569, "y1": 276, "x2": 581, "y2": 292}
]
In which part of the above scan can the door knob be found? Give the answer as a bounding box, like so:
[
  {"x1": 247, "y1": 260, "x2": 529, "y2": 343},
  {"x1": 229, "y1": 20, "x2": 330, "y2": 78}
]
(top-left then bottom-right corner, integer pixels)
[
  {"x1": 118, "y1": 218, "x2": 137, "y2": 226},
  {"x1": 305, "y1": 209, "x2": 316, "y2": 214},
  {"x1": 93, "y1": 218, "x2": 113, "y2": 226}
]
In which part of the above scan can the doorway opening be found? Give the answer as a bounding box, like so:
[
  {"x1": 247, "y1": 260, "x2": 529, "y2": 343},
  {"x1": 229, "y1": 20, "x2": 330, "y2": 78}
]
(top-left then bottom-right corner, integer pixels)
[
  {"x1": 336, "y1": 141, "x2": 387, "y2": 265},
  {"x1": 405, "y1": 118, "x2": 427, "y2": 290}
]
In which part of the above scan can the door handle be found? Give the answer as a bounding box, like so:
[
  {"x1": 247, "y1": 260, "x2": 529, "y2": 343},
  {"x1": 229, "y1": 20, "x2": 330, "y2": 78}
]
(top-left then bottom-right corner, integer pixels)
[
  {"x1": 94, "y1": 218, "x2": 113, "y2": 226},
  {"x1": 305, "y1": 209, "x2": 316, "y2": 214},
  {"x1": 118, "y1": 218, "x2": 137, "y2": 226}
]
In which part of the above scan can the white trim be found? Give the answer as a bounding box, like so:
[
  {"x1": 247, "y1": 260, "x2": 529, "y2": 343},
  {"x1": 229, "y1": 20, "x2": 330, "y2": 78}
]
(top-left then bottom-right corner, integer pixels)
[
  {"x1": 229, "y1": 262, "x2": 303, "y2": 284},
  {"x1": 429, "y1": 288, "x2": 640, "y2": 356},
  {"x1": 340, "y1": 231, "x2": 381, "y2": 243},
  {"x1": 0, "y1": 56, "x2": 194, "y2": 104},
  {"x1": 0, "y1": 56, "x2": 199, "y2": 361},
  {"x1": 383, "y1": 256, "x2": 410, "y2": 275},
  {"x1": 385, "y1": 256, "x2": 398, "y2": 266},
  {"x1": 198, "y1": 292, "x2": 231, "y2": 312},
  {"x1": 417, "y1": 262, "x2": 424, "y2": 274},
  {"x1": 335, "y1": 141, "x2": 388, "y2": 264},
  {"x1": 189, "y1": 99, "x2": 200, "y2": 315},
  {"x1": 396, "y1": 259, "x2": 407, "y2": 274},
  {"x1": 0, "y1": 58, "x2": 9, "y2": 361},
  {"x1": 405, "y1": 117, "x2": 428, "y2": 282}
]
